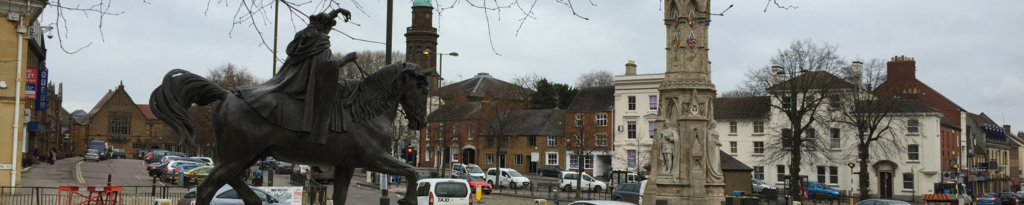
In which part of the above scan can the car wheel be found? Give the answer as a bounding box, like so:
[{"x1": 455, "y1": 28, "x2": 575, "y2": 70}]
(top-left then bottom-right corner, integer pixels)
[
  {"x1": 563, "y1": 185, "x2": 572, "y2": 192},
  {"x1": 487, "y1": 181, "x2": 494, "y2": 187},
  {"x1": 615, "y1": 197, "x2": 624, "y2": 201},
  {"x1": 593, "y1": 186, "x2": 602, "y2": 193}
]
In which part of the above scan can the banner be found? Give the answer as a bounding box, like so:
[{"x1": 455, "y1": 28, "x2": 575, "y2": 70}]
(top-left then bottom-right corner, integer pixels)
[
  {"x1": 25, "y1": 68, "x2": 37, "y2": 100},
  {"x1": 253, "y1": 186, "x2": 303, "y2": 205},
  {"x1": 35, "y1": 69, "x2": 47, "y2": 111}
]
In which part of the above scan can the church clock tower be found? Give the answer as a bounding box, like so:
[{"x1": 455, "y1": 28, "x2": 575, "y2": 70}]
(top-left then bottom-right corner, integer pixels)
[
  {"x1": 642, "y1": 0, "x2": 724, "y2": 204},
  {"x1": 405, "y1": 0, "x2": 440, "y2": 94}
]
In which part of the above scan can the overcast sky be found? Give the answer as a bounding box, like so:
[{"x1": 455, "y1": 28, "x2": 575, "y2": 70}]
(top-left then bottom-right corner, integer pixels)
[{"x1": 41, "y1": 0, "x2": 1024, "y2": 129}]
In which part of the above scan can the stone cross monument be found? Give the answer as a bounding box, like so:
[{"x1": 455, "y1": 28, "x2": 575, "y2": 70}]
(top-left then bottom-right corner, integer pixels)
[{"x1": 642, "y1": 0, "x2": 725, "y2": 204}]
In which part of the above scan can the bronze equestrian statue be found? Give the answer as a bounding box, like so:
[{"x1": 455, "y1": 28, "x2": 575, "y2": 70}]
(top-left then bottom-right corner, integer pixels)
[{"x1": 149, "y1": 8, "x2": 430, "y2": 205}]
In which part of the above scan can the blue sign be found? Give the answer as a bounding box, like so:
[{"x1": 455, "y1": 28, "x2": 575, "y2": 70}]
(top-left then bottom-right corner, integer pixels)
[{"x1": 35, "y1": 69, "x2": 47, "y2": 111}]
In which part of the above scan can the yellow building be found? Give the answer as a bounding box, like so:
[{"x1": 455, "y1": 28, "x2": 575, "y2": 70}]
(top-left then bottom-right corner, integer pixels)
[
  {"x1": 0, "y1": 0, "x2": 48, "y2": 187},
  {"x1": 72, "y1": 84, "x2": 178, "y2": 159}
]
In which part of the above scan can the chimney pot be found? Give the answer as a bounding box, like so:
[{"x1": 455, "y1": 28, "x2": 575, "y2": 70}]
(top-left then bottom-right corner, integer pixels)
[
  {"x1": 1005, "y1": 125, "x2": 1012, "y2": 133},
  {"x1": 625, "y1": 60, "x2": 637, "y2": 75}
]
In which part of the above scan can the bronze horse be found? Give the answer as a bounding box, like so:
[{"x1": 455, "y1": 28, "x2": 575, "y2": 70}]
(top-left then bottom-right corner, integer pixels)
[{"x1": 150, "y1": 63, "x2": 431, "y2": 205}]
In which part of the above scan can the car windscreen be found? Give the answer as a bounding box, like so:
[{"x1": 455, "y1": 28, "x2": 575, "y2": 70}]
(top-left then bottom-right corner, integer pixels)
[
  {"x1": 86, "y1": 150, "x2": 99, "y2": 154},
  {"x1": 434, "y1": 182, "x2": 469, "y2": 197},
  {"x1": 506, "y1": 170, "x2": 524, "y2": 177},
  {"x1": 466, "y1": 166, "x2": 484, "y2": 173}
]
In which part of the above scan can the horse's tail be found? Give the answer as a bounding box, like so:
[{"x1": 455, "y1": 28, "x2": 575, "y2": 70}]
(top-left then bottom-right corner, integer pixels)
[{"x1": 149, "y1": 69, "x2": 228, "y2": 148}]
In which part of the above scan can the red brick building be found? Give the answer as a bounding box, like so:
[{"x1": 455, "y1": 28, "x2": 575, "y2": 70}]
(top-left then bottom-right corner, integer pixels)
[
  {"x1": 565, "y1": 86, "x2": 615, "y2": 176},
  {"x1": 477, "y1": 109, "x2": 566, "y2": 175},
  {"x1": 874, "y1": 55, "x2": 964, "y2": 173}
]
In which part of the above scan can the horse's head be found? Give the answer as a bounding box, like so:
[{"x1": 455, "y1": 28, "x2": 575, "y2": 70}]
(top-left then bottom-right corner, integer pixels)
[{"x1": 394, "y1": 63, "x2": 432, "y2": 130}]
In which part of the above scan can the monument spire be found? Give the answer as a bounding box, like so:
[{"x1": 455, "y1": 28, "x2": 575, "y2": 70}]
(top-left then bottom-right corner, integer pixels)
[{"x1": 643, "y1": 0, "x2": 724, "y2": 204}]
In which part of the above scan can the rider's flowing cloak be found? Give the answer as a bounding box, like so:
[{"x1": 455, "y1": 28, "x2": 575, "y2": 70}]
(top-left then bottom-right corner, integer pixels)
[{"x1": 236, "y1": 26, "x2": 344, "y2": 145}]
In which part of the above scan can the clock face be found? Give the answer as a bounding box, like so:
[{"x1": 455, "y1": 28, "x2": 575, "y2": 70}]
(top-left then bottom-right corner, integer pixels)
[
  {"x1": 426, "y1": 14, "x2": 431, "y2": 19},
  {"x1": 690, "y1": 105, "x2": 699, "y2": 114}
]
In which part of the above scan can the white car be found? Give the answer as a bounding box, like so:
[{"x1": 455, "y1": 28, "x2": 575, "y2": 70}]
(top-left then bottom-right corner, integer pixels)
[
  {"x1": 485, "y1": 168, "x2": 530, "y2": 188},
  {"x1": 84, "y1": 149, "x2": 101, "y2": 162},
  {"x1": 190, "y1": 157, "x2": 214, "y2": 166},
  {"x1": 416, "y1": 178, "x2": 472, "y2": 205},
  {"x1": 451, "y1": 164, "x2": 486, "y2": 178},
  {"x1": 558, "y1": 171, "x2": 607, "y2": 192}
]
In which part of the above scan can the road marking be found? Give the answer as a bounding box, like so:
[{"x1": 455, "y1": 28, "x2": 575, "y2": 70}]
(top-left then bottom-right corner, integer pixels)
[{"x1": 75, "y1": 161, "x2": 85, "y2": 184}]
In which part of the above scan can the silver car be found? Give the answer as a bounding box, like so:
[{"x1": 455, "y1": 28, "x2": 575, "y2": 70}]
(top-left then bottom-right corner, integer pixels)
[
  {"x1": 752, "y1": 179, "x2": 776, "y2": 193},
  {"x1": 177, "y1": 185, "x2": 289, "y2": 205},
  {"x1": 84, "y1": 149, "x2": 101, "y2": 162}
]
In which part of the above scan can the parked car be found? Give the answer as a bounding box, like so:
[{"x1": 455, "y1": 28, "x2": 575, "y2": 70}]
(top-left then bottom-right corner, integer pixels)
[
  {"x1": 611, "y1": 181, "x2": 646, "y2": 203},
  {"x1": 311, "y1": 166, "x2": 335, "y2": 184},
  {"x1": 567, "y1": 200, "x2": 636, "y2": 205},
  {"x1": 559, "y1": 171, "x2": 607, "y2": 193},
  {"x1": 415, "y1": 178, "x2": 472, "y2": 205},
  {"x1": 1015, "y1": 191, "x2": 1024, "y2": 203},
  {"x1": 150, "y1": 151, "x2": 186, "y2": 164},
  {"x1": 538, "y1": 165, "x2": 564, "y2": 177},
  {"x1": 174, "y1": 165, "x2": 214, "y2": 184},
  {"x1": 260, "y1": 157, "x2": 276, "y2": 170},
  {"x1": 294, "y1": 165, "x2": 310, "y2": 174},
  {"x1": 801, "y1": 181, "x2": 840, "y2": 199},
  {"x1": 177, "y1": 185, "x2": 288, "y2": 205},
  {"x1": 274, "y1": 161, "x2": 294, "y2": 174},
  {"x1": 451, "y1": 164, "x2": 486, "y2": 178},
  {"x1": 460, "y1": 175, "x2": 492, "y2": 195},
  {"x1": 485, "y1": 168, "x2": 530, "y2": 188},
  {"x1": 85, "y1": 149, "x2": 101, "y2": 162},
  {"x1": 109, "y1": 149, "x2": 126, "y2": 159},
  {"x1": 999, "y1": 192, "x2": 1016, "y2": 205},
  {"x1": 190, "y1": 157, "x2": 214, "y2": 166},
  {"x1": 169, "y1": 164, "x2": 204, "y2": 183},
  {"x1": 977, "y1": 193, "x2": 999, "y2": 205},
  {"x1": 853, "y1": 199, "x2": 911, "y2": 205},
  {"x1": 751, "y1": 179, "x2": 777, "y2": 193},
  {"x1": 161, "y1": 160, "x2": 206, "y2": 181}
]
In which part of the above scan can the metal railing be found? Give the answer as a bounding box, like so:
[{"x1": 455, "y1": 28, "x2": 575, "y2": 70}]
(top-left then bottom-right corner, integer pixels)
[
  {"x1": 289, "y1": 172, "x2": 329, "y2": 205},
  {"x1": 0, "y1": 186, "x2": 190, "y2": 205},
  {"x1": 488, "y1": 182, "x2": 614, "y2": 202}
]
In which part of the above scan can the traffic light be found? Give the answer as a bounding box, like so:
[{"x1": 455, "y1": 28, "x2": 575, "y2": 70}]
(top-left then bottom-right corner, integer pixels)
[{"x1": 404, "y1": 146, "x2": 415, "y2": 163}]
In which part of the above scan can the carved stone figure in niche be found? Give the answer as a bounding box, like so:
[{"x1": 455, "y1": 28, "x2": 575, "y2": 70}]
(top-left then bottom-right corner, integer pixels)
[
  {"x1": 706, "y1": 120, "x2": 724, "y2": 183},
  {"x1": 660, "y1": 126, "x2": 679, "y2": 173}
]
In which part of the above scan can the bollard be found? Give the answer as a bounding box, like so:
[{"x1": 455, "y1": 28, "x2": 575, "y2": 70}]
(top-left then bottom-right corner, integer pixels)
[
  {"x1": 152, "y1": 176, "x2": 157, "y2": 196},
  {"x1": 178, "y1": 171, "x2": 185, "y2": 187},
  {"x1": 107, "y1": 174, "x2": 112, "y2": 186},
  {"x1": 268, "y1": 171, "x2": 274, "y2": 186}
]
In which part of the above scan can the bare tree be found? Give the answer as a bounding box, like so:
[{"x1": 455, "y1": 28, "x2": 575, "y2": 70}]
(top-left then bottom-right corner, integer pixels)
[
  {"x1": 337, "y1": 50, "x2": 406, "y2": 80},
  {"x1": 190, "y1": 63, "x2": 261, "y2": 157},
  {"x1": 826, "y1": 58, "x2": 907, "y2": 200},
  {"x1": 391, "y1": 105, "x2": 417, "y2": 158},
  {"x1": 719, "y1": 89, "x2": 757, "y2": 98},
  {"x1": 575, "y1": 70, "x2": 613, "y2": 89},
  {"x1": 736, "y1": 39, "x2": 848, "y2": 198},
  {"x1": 477, "y1": 88, "x2": 528, "y2": 187},
  {"x1": 565, "y1": 113, "x2": 614, "y2": 198},
  {"x1": 511, "y1": 73, "x2": 543, "y2": 108}
]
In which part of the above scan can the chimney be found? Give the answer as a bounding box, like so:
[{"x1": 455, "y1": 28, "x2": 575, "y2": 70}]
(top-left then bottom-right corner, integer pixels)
[
  {"x1": 475, "y1": 72, "x2": 491, "y2": 78},
  {"x1": 625, "y1": 60, "x2": 637, "y2": 75},
  {"x1": 886, "y1": 55, "x2": 916, "y2": 82},
  {"x1": 1005, "y1": 125, "x2": 1012, "y2": 134},
  {"x1": 851, "y1": 61, "x2": 863, "y2": 82},
  {"x1": 771, "y1": 66, "x2": 784, "y2": 83}
]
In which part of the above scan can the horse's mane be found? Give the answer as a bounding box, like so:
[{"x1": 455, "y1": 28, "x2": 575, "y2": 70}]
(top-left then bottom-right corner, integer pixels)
[{"x1": 339, "y1": 62, "x2": 417, "y2": 122}]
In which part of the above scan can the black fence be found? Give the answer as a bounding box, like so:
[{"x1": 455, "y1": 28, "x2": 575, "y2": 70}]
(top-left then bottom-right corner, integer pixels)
[
  {"x1": 488, "y1": 182, "x2": 614, "y2": 202},
  {"x1": 0, "y1": 186, "x2": 190, "y2": 205},
  {"x1": 289, "y1": 172, "x2": 329, "y2": 205}
]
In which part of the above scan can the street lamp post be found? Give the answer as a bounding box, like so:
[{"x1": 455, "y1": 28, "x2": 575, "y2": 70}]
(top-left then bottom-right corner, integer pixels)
[{"x1": 421, "y1": 48, "x2": 459, "y2": 86}]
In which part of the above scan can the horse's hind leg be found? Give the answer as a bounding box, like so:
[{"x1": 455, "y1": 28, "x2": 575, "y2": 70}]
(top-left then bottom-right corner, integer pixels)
[
  {"x1": 331, "y1": 167, "x2": 355, "y2": 204},
  {"x1": 227, "y1": 158, "x2": 263, "y2": 205},
  {"x1": 196, "y1": 160, "x2": 252, "y2": 205},
  {"x1": 365, "y1": 153, "x2": 418, "y2": 205}
]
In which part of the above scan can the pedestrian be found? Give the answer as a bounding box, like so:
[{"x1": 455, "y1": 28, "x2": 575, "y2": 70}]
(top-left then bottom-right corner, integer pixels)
[
  {"x1": 49, "y1": 148, "x2": 57, "y2": 165},
  {"x1": 32, "y1": 147, "x2": 39, "y2": 164}
]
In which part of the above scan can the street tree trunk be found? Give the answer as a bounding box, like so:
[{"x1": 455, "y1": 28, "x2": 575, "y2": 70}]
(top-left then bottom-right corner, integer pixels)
[{"x1": 858, "y1": 143, "x2": 871, "y2": 200}]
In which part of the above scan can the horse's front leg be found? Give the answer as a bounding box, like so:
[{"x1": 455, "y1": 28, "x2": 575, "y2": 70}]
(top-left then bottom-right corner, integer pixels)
[{"x1": 365, "y1": 153, "x2": 418, "y2": 205}]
